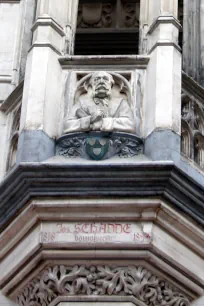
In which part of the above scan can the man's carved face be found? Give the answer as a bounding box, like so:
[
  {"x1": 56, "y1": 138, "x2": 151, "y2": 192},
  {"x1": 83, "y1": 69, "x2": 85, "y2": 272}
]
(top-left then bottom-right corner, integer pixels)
[{"x1": 90, "y1": 72, "x2": 114, "y2": 100}]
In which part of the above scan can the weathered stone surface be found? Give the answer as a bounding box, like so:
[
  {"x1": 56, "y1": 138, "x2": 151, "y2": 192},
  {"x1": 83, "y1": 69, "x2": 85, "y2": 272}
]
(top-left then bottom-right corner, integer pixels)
[
  {"x1": 17, "y1": 265, "x2": 191, "y2": 306},
  {"x1": 64, "y1": 71, "x2": 136, "y2": 134},
  {"x1": 57, "y1": 132, "x2": 143, "y2": 160}
]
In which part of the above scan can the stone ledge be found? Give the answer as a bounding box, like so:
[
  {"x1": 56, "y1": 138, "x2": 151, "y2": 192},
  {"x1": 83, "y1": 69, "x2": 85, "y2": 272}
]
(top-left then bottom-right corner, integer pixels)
[
  {"x1": 28, "y1": 42, "x2": 62, "y2": 55},
  {"x1": 0, "y1": 162, "x2": 203, "y2": 233},
  {"x1": 148, "y1": 41, "x2": 181, "y2": 54},
  {"x1": 31, "y1": 15, "x2": 65, "y2": 37},
  {"x1": 182, "y1": 71, "x2": 204, "y2": 103},
  {"x1": 0, "y1": 0, "x2": 20, "y2": 2},
  {"x1": 0, "y1": 81, "x2": 23, "y2": 112},
  {"x1": 59, "y1": 55, "x2": 150, "y2": 69},
  {"x1": 148, "y1": 15, "x2": 182, "y2": 35}
]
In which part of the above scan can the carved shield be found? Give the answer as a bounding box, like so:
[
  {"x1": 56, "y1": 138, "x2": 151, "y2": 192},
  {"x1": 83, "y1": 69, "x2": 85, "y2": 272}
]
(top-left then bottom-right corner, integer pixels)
[
  {"x1": 86, "y1": 137, "x2": 109, "y2": 160},
  {"x1": 82, "y1": 4, "x2": 102, "y2": 25}
]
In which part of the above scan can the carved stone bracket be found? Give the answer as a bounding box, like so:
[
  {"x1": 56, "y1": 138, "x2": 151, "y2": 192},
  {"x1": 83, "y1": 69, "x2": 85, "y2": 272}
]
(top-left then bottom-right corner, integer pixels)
[
  {"x1": 56, "y1": 132, "x2": 143, "y2": 160},
  {"x1": 17, "y1": 265, "x2": 191, "y2": 306}
]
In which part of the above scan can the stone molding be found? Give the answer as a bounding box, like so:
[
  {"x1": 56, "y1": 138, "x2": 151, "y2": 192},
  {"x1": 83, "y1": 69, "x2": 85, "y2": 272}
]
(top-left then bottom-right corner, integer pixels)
[
  {"x1": 0, "y1": 75, "x2": 12, "y2": 84},
  {"x1": 0, "y1": 163, "x2": 204, "y2": 232},
  {"x1": 147, "y1": 15, "x2": 182, "y2": 35},
  {"x1": 58, "y1": 55, "x2": 150, "y2": 69},
  {"x1": 28, "y1": 43, "x2": 62, "y2": 56},
  {"x1": 0, "y1": 0, "x2": 20, "y2": 2},
  {"x1": 182, "y1": 72, "x2": 204, "y2": 104},
  {"x1": 0, "y1": 81, "x2": 23, "y2": 112},
  {"x1": 17, "y1": 265, "x2": 191, "y2": 306},
  {"x1": 31, "y1": 15, "x2": 65, "y2": 37},
  {"x1": 148, "y1": 41, "x2": 181, "y2": 55}
]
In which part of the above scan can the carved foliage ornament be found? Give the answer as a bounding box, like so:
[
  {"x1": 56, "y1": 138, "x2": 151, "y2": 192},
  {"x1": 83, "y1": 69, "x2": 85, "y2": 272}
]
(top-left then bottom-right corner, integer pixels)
[
  {"x1": 57, "y1": 133, "x2": 143, "y2": 160},
  {"x1": 17, "y1": 265, "x2": 190, "y2": 306}
]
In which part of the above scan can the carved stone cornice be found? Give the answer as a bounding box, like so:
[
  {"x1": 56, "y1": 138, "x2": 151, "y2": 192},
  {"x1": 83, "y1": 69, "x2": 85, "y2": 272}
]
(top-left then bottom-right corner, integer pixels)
[
  {"x1": 17, "y1": 265, "x2": 191, "y2": 306},
  {"x1": 0, "y1": 163, "x2": 204, "y2": 233}
]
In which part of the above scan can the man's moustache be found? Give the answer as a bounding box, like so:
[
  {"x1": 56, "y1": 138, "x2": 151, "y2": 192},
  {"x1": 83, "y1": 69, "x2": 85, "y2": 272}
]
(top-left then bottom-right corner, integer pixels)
[{"x1": 96, "y1": 85, "x2": 109, "y2": 90}]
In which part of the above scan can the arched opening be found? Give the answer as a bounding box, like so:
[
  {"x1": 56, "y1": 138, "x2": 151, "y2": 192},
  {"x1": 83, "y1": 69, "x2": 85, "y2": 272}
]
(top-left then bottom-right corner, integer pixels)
[
  {"x1": 178, "y1": 0, "x2": 183, "y2": 50},
  {"x1": 74, "y1": 0, "x2": 140, "y2": 55},
  {"x1": 181, "y1": 126, "x2": 191, "y2": 158},
  {"x1": 7, "y1": 133, "x2": 19, "y2": 170},
  {"x1": 194, "y1": 135, "x2": 204, "y2": 169},
  {"x1": 6, "y1": 105, "x2": 21, "y2": 171}
]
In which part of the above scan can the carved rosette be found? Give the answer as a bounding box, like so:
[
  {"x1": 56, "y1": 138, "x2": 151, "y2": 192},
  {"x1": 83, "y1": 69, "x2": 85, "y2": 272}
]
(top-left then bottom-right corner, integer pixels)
[{"x1": 17, "y1": 265, "x2": 190, "y2": 306}]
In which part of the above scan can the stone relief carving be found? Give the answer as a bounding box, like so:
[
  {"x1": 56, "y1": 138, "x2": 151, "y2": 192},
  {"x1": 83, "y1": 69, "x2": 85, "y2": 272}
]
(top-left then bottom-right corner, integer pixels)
[
  {"x1": 57, "y1": 132, "x2": 143, "y2": 160},
  {"x1": 77, "y1": 2, "x2": 114, "y2": 28},
  {"x1": 77, "y1": 1, "x2": 140, "y2": 29},
  {"x1": 122, "y1": 2, "x2": 140, "y2": 28},
  {"x1": 17, "y1": 265, "x2": 190, "y2": 306},
  {"x1": 181, "y1": 92, "x2": 204, "y2": 168},
  {"x1": 64, "y1": 71, "x2": 135, "y2": 134}
]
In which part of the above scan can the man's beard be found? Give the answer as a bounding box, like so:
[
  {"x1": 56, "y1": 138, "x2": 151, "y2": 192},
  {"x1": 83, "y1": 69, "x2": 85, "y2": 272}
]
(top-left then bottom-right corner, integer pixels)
[{"x1": 93, "y1": 85, "x2": 111, "y2": 99}]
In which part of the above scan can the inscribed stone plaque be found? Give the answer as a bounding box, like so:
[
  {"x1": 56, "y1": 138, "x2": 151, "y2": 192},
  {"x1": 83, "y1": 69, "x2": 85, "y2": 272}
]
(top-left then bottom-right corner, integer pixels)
[{"x1": 40, "y1": 222, "x2": 152, "y2": 245}]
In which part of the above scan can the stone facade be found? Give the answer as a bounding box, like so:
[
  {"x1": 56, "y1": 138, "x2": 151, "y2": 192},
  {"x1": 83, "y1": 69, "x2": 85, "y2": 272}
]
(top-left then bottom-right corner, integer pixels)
[{"x1": 0, "y1": 1, "x2": 203, "y2": 306}]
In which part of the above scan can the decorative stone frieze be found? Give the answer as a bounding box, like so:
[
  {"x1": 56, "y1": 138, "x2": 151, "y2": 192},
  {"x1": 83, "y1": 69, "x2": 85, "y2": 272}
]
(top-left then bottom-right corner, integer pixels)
[{"x1": 17, "y1": 265, "x2": 191, "y2": 306}]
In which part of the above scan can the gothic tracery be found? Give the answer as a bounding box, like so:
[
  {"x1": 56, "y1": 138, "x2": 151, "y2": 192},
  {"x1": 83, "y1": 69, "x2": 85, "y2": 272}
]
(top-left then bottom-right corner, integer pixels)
[{"x1": 181, "y1": 93, "x2": 204, "y2": 168}]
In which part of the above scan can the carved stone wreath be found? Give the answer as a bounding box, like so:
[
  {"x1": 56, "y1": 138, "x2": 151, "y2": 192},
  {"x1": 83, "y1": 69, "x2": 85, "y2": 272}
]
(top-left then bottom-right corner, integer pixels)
[{"x1": 17, "y1": 265, "x2": 190, "y2": 306}]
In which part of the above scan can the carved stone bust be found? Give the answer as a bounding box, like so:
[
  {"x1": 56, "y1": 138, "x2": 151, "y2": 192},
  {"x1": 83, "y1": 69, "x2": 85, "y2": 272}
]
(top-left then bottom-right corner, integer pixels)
[{"x1": 64, "y1": 71, "x2": 136, "y2": 134}]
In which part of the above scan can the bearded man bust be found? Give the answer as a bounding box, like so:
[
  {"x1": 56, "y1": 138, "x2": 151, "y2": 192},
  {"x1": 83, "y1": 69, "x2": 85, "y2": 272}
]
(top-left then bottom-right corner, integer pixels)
[{"x1": 64, "y1": 71, "x2": 136, "y2": 134}]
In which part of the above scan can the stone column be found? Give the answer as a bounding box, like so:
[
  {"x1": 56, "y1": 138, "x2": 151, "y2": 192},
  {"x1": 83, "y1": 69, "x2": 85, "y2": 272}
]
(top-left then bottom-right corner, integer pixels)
[
  {"x1": 148, "y1": 0, "x2": 178, "y2": 24},
  {"x1": 64, "y1": 0, "x2": 79, "y2": 55},
  {"x1": 183, "y1": 0, "x2": 201, "y2": 83},
  {"x1": 144, "y1": 0, "x2": 182, "y2": 161},
  {"x1": 140, "y1": 0, "x2": 178, "y2": 54},
  {"x1": 0, "y1": 111, "x2": 7, "y2": 179},
  {"x1": 139, "y1": 0, "x2": 149, "y2": 54},
  {"x1": 17, "y1": 0, "x2": 79, "y2": 163},
  {"x1": 200, "y1": 0, "x2": 204, "y2": 86},
  {"x1": 12, "y1": 0, "x2": 37, "y2": 86}
]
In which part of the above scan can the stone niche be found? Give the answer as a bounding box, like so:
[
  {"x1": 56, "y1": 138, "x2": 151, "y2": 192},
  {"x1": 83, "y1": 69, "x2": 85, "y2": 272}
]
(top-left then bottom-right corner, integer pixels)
[{"x1": 57, "y1": 71, "x2": 143, "y2": 160}]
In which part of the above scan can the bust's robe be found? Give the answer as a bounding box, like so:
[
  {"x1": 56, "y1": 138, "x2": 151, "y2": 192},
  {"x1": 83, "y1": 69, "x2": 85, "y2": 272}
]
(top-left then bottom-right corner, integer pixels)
[{"x1": 64, "y1": 96, "x2": 136, "y2": 134}]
